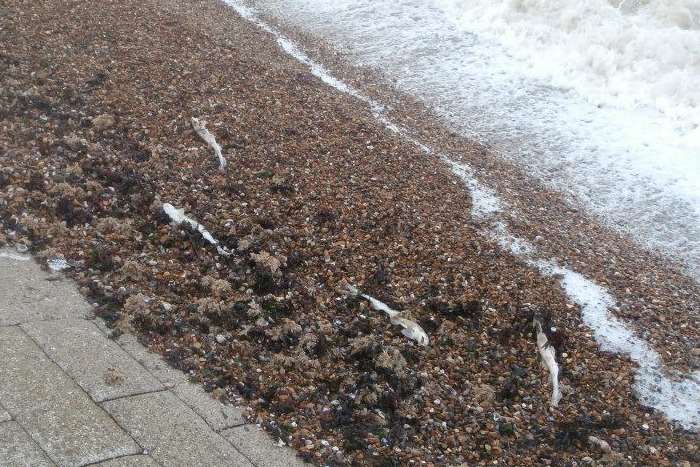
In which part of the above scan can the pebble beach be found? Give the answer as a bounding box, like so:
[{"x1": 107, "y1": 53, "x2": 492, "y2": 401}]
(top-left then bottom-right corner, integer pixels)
[{"x1": 1, "y1": 0, "x2": 698, "y2": 465}]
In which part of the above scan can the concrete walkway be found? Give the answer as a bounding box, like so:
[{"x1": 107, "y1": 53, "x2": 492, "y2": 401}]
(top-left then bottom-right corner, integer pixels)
[{"x1": 0, "y1": 248, "x2": 305, "y2": 467}]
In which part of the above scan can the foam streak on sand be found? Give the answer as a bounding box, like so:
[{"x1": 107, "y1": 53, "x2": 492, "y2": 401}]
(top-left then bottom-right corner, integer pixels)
[
  {"x1": 224, "y1": 2, "x2": 365, "y2": 103},
  {"x1": 442, "y1": 158, "x2": 502, "y2": 220},
  {"x1": 534, "y1": 260, "x2": 700, "y2": 431},
  {"x1": 481, "y1": 192, "x2": 700, "y2": 431},
  {"x1": 223, "y1": 0, "x2": 699, "y2": 431}
]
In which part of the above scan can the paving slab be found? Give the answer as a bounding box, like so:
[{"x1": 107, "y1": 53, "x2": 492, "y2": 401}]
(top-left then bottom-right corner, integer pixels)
[
  {"x1": 94, "y1": 313, "x2": 244, "y2": 428},
  {"x1": 109, "y1": 332, "x2": 189, "y2": 388},
  {"x1": 0, "y1": 327, "x2": 141, "y2": 466},
  {"x1": 0, "y1": 249, "x2": 90, "y2": 326},
  {"x1": 93, "y1": 454, "x2": 160, "y2": 466},
  {"x1": 102, "y1": 391, "x2": 253, "y2": 466},
  {"x1": 0, "y1": 407, "x2": 11, "y2": 422},
  {"x1": 221, "y1": 425, "x2": 308, "y2": 467},
  {"x1": 22, "y1": 319, "x2": 163, "y2": 402},
  {"x1": 172, "y1": 382, "x2": 245, "y2": 431},
  {"x1": 0, "y1": 421, "x2": 55, "y2": 467}
]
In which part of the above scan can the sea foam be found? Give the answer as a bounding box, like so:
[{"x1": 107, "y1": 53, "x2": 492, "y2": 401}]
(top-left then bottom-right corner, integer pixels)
[{"x1": 249, "y1": 0, "x2": 700, "y2": 280}]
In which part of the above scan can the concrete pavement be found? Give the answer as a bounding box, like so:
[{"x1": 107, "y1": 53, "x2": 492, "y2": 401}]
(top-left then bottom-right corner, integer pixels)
[{"x1": 0, "y1": 248, "x2": 306, "y2": 466}]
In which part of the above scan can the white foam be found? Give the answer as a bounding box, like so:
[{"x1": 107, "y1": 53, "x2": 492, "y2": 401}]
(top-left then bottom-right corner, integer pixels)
[
  {"x1": 534, "y1": 260, "x2": 700, "y2": 431},
  {"x1": 454, "y1": 166, "x2": 700, "y2": 429},
  {"x1": 249, "y1": 0, "x2": 700, "y2": 280},
  {"x1": 493, "y1": 221, "x2": 536, "y2": 257},
  {"x1": 436, "y1": 0, "x2": 700, "y2": 127},
  {"x1": 444, "y1": 158, "x2": 502, "y2": 220},
  {"x1": 226, "y1": 1, "x2": 377, "y2": 106}
]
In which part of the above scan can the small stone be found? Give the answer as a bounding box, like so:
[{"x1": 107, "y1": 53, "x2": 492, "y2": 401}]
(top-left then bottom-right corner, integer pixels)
[
  {"x1": 498, "y1": 423, "x2": 515, "y2": 436},
  {"x1": 375, "y1": 347, "x2": 407, "y2": 376},
  {"x1": 250, "y1": 251, "x2": 284, "y2": 275},
  {"x1": 215, "y1": 334, "x2": 227, "y2": 344},
  {"x1": 588, "y1": 435, "x2": 612, "y2": 454},
  {"x1": 473, "y1": 383, "x2": 496, "y2": 407},
  {"x1": 92, "y1": 114, "x2": 115, "y2": 131},
  {"x1": 104, "y1": 367, "x2": 125, "y2": 386},
  {"x1": 63, "y1": 134, "x2": 84, "y2": 150}
]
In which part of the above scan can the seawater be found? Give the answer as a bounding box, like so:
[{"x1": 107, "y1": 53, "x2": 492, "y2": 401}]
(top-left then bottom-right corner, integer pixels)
[{"x1": 249, "y1": 0, "x2": 700, "y2": 279}]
